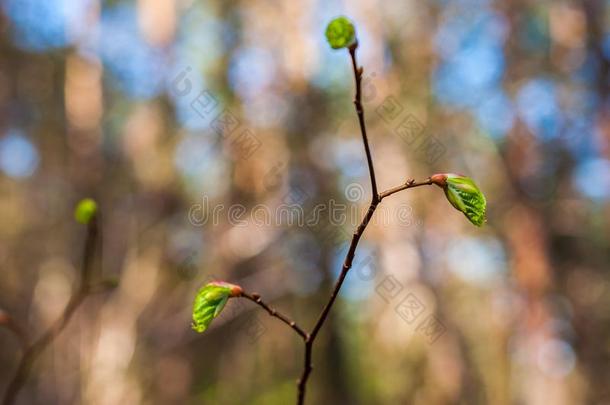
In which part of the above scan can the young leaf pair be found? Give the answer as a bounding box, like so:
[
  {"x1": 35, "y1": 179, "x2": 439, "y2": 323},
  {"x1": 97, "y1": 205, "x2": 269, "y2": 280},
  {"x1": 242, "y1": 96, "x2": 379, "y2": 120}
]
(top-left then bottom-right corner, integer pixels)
[{"x1": 191, "y1": 282, "x2": 243, "y2": 333}]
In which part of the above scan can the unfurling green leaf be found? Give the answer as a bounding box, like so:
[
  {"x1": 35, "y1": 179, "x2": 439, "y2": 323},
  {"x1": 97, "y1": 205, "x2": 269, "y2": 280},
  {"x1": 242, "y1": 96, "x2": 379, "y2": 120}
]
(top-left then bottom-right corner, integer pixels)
[
  {"x1": 431, "y1": 173, "x2": 486, "y2": 226},
  {"x1": 74, "y1": 198, "x2": 98, "y2": 224},
  {"x1": 191, "y1": 281, "x2": 243, "y2": 333},
  {"x1": 325, "y1": 16, "x2": 356, "y2": 49}
]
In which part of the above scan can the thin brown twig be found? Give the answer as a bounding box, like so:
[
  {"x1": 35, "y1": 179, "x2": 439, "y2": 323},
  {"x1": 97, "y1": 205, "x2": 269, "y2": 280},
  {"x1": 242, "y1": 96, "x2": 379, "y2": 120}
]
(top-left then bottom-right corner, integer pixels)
[
  {"x1": 295, "y1": 43, "x2": 434, "y2": 404},
  {"x1": 2, "y1": 217, "x2": 111, "y2": 405},
  {"x1": 296, "y1": 41, "x2": 379, "y2": 405},
  {"x1": 379, "y1": 178, "x2": 433, "y2": 200},
  {"x1": 297, "y1": 199, "x2": 378, "y2": 405},
  {"x1": 240, "y1": 292, "x2": 309, "y2": 341},
  {"x1": 349, "y1": 41, "x2": 378, "y2": 202}
]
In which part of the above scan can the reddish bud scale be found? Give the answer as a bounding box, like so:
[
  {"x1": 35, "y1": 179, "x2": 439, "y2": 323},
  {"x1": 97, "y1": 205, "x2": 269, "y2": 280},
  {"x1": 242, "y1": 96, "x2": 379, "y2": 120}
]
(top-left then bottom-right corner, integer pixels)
[
  {"x1": 230, "y1": 285, "x2": 243, "y2": 297},
  {"x1": 209, "y1": 281, "x2": 243, "y2": 297},
  {"x1": 430, "y1": 173, "x2": 448, "y2": 187},
  {"x1": 431, "y1": 173, "x2": 468, "y2": 188}
]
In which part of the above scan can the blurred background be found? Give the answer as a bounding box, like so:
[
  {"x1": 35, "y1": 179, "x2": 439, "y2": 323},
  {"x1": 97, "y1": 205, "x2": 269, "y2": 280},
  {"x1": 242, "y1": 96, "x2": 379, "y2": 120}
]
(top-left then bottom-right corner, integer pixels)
[{"x1": 1, "y1": 0, "x2": 609, "y2": 404}]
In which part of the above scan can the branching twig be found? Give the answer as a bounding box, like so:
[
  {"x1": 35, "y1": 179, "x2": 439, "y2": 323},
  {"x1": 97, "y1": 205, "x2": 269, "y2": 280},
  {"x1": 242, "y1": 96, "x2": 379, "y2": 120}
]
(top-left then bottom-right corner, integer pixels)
[
  {"x1": 240, "y1": 292, "x2": 309, "y2": 341},
  {"x1": 2, "y1": 217, "x2": 112, "y2": 405},
  {"x1": 295, "y1": 43, "x2": 434, "y2": 405},
  {"x1": 192, "y1": 21, "x2": 482, "y2": 404}
]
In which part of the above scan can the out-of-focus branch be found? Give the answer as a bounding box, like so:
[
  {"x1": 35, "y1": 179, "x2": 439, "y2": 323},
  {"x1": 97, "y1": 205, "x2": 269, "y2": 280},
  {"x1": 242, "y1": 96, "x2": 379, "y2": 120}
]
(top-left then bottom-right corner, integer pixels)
[{"x1": 2, "y1": 216, "x2": 115, "y2": 405}]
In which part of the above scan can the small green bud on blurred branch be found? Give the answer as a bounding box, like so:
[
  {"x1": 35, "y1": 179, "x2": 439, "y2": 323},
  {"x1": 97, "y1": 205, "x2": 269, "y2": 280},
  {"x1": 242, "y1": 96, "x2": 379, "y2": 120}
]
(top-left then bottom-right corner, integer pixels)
[
  {"x1": 325, "y1": 16, "x2": 356, "y2": 49},
  {"x1": 74, "y1": 198, "x2": 98, "y2": 224},
  {"x1": 4, "y1": 196, "x2": 110, "y2": 404}
]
